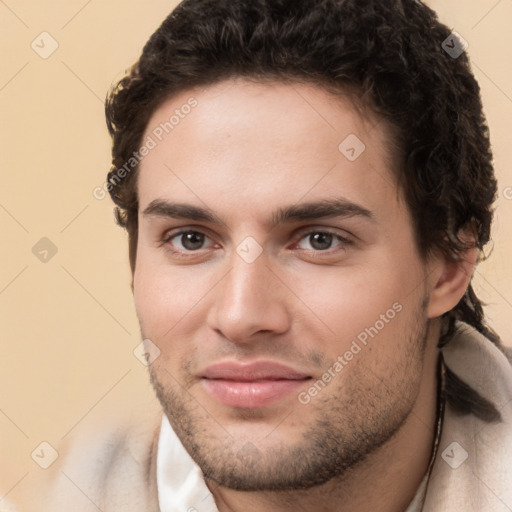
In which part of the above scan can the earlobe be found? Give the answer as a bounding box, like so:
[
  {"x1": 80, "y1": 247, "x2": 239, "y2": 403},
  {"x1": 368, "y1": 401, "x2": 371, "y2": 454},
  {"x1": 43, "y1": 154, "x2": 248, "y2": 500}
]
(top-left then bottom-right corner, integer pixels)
[{"x1": 427, "y1": 246, "x2": 479, "y2": 319}]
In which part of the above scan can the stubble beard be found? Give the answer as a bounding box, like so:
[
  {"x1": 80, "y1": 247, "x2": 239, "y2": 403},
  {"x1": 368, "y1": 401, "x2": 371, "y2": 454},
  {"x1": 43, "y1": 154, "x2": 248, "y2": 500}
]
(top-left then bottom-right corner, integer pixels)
[{"x1": 147, "y1": 304, "x2": 430, "y2": 492}]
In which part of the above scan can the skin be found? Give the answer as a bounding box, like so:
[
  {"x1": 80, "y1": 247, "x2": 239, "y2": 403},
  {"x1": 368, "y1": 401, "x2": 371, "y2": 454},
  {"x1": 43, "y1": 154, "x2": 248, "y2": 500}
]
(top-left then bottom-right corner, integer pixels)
[{"x1": 133, "y1": 78, "x2": 477, "y2": 512}]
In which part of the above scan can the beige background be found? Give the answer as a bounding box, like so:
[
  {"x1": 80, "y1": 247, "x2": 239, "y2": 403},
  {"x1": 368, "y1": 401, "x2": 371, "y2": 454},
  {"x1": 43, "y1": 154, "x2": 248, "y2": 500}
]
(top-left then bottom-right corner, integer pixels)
[{"x1": 0, "y1": 0, "x2": 511, "y2": 501}]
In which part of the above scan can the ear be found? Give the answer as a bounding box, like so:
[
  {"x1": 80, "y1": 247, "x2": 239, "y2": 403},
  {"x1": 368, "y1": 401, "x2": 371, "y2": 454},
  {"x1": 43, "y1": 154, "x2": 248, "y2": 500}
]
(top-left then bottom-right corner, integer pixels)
[{"x1": 426, "y1": 245, "x2": 479, "y2": 319}]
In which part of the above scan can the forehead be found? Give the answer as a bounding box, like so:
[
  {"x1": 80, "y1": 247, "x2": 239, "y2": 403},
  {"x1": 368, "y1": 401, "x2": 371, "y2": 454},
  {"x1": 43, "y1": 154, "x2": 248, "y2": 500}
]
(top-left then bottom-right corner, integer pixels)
[{"x1": 137, "y1": 78, "x2": 405, "y2": 226}]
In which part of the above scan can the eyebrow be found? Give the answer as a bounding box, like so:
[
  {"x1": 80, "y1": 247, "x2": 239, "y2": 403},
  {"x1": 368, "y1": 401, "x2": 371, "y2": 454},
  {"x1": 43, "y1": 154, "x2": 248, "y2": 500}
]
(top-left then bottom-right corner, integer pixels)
[
  {"x1": 271, "y1": 199, "x2": 374, "y2": 226},
  {"x1": 142, "y1": 198, "x2": 375, "y2": 228}
]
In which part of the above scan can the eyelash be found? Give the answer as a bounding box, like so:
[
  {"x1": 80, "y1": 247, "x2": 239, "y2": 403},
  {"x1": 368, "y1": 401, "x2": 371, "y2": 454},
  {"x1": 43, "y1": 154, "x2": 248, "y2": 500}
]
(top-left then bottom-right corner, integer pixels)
[{"x1": 160, "y1": 228, "x2": 353, "y2": 259}]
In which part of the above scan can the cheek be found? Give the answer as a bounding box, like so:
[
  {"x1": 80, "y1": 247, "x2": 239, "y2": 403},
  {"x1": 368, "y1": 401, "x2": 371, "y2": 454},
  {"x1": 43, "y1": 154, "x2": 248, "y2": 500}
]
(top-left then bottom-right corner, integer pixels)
[
  {"x1": 294, "y1": 262, "x2": 412, "y2": 331},
  {"x1": 292, "y1": 254, "x2": 426, "y2": 365},
  {"x1": 134, "y1": 259, "x2": 166, "y2": 332},
  {"x1": 134, "y1": 264, "x2": 195, "y2": 373},
  {"x1": 134, "y1": 256, "x2": 181, "y2": 335},
  {"x1": 133, "y1": 254, "x2": 215, "y2": 340}
]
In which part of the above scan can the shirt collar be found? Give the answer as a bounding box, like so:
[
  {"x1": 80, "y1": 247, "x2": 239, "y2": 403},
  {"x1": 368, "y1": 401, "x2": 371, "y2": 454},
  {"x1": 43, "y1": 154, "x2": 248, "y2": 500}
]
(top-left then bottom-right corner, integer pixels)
[{"x1": 157, "y1": 414, "x2": 219, "y2": 512}]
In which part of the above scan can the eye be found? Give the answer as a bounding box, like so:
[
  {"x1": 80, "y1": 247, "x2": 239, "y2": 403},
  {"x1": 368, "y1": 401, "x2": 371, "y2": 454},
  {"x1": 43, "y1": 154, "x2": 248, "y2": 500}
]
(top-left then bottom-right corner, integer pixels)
[
  {"x1": 164, "y1": 230, "x2": 215, "y2": 252},
  {"x1": 295, "y1": 231, "x2": 351, "y2": 251}
]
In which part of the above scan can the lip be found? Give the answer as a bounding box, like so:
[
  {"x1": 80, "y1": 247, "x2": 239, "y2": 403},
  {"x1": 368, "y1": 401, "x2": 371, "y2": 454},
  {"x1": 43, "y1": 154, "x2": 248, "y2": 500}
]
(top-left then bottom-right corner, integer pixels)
[
  {"x1": 200, "y1": 361, "x2": 312, "y2": 408},
  {"x1": 201, "y1": 361, "x2": 310, "y2": 381}
]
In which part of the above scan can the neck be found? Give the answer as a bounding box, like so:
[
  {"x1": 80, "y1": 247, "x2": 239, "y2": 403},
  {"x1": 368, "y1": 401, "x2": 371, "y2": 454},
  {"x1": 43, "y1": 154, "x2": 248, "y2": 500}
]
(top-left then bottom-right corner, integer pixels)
[{"x1": 207, "y1": 325, "x2": 441, "y2": 512}]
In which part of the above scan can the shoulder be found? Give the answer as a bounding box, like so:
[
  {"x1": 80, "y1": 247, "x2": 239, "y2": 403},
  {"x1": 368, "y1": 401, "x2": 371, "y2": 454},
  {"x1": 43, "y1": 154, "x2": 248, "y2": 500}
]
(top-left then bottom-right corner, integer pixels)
[
  {"x1": 443, "y1": 322, "x2": 512, "y2": 409},
  {"x1": 424, "y1": 323, "x2": 512, "y2": 511},
  {"x1": 4, "y1": 400, "x2": 163, "y2": 512}
]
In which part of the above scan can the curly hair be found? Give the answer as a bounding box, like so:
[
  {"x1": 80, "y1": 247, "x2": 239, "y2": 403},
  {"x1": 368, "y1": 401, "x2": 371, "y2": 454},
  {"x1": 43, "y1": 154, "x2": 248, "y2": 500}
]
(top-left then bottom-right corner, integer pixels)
[{"x1": 105, "y1": 0, "x2": 505, "y2": 420}]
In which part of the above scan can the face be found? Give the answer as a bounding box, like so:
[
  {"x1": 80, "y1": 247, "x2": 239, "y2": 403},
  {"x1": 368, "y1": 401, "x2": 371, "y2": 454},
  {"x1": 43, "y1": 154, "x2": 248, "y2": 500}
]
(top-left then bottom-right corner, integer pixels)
[{"x1": 134, "y1": 79, "x2": 435, "y2": 491}]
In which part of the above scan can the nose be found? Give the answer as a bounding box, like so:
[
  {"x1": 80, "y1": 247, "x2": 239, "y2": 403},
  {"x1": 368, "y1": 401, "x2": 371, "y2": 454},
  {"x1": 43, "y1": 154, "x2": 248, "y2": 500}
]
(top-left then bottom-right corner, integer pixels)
[{"x1": 206, "y1": 251, "x2": 291, "y2": 344}]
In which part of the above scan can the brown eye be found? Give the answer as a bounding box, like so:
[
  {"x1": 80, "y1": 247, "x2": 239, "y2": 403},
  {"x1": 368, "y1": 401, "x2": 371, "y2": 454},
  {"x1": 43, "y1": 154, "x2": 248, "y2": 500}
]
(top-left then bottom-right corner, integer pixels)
[
  {"x1": 180, "y1": 232, "x2": 206, "y2": 250},
  {"x1": 296, "y1": 231, "x2": 349, "y2": 251},
  {"x1": 308, "y1": 232, "x2": 334, "y2": 250},
  {"x1": 165, "y1": 230, "x2": 213, "y2": 251}
]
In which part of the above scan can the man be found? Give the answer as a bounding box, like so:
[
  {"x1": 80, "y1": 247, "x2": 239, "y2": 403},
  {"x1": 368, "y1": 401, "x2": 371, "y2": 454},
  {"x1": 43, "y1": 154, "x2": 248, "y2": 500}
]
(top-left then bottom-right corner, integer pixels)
[{"x1": 7, "y1": 0, "x2": 512, "y2": 511}]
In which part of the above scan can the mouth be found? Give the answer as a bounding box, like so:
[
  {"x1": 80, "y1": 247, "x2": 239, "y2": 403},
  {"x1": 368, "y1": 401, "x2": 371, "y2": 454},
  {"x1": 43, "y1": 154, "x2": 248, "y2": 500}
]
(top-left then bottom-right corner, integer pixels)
[{"x1": 200, "y1": 361, "x2": 313, "y2": 409}]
